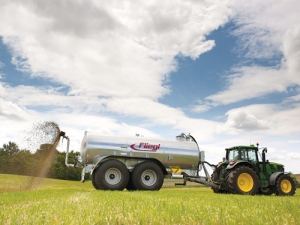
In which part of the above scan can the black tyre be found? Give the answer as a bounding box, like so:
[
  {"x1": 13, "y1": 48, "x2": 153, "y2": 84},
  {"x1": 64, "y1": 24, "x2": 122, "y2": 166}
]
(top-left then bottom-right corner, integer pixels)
[
  {"x1": 227, "y1": 166, "x2": 260, "y2": 195},
  {"x1": 132, "y1": 161, "x2": 164, "y2": 190},
  {"x1": 93, "y1": 159, "x2": 129, "y2": 190},
  {"x1": 91, "y1": 171, "x2": 99, "y2": 189},
  {"x1": 125, "y1": 173, "x2": 136, "y2": 191},
  {"x1": 275, "y1": 174, "x2": 296, "y2": 196}
]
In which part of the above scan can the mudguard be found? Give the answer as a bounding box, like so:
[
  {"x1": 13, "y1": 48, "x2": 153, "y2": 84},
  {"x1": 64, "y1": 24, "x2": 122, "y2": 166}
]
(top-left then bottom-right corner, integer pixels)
[
  {"x1": 269, "y1": 172, "x2": 284, "y2": 185},
  {"x1": 91, "y1": 155, "x2": 167, "y2": 175},
  {"x1": 226, "y1": 161, "x2": 254, "y2": 170}
]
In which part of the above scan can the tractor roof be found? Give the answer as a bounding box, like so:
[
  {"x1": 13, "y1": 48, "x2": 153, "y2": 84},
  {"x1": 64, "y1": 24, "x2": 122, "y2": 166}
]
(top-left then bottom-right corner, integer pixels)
[{"x1": 225, "y1": 145, "x2": 258, "y2": 151}]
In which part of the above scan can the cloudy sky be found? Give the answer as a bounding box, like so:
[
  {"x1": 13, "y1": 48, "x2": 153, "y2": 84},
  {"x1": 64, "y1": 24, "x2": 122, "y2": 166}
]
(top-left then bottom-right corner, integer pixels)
[{"x1": 1, "y1": 0, "x2": 300, "y2": 173}]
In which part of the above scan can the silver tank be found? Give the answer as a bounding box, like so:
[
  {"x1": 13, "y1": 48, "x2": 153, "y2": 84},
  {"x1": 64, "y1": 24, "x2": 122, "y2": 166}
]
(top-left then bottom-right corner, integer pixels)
[{"x1": 81, "y1": 132, "x2": 200, "y2": 173}]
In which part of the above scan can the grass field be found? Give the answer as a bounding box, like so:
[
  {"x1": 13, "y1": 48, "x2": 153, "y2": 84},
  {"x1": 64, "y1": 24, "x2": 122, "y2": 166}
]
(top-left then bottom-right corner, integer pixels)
[{"x1": 0, "y1": 174, "x2": 299, "y2": 225}]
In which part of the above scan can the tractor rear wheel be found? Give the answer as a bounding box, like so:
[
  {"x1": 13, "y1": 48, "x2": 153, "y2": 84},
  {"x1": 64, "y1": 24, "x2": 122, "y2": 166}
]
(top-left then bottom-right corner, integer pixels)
[
  {"x1": 93, "y1": 159, "x2": 129, "y2": 191},
  {"x1": 275, "y1": 174, "x2": 296, "y2": 196},
  {"x1": 227, "y1": 166, "x2": 260, "y2": 195},
  {"x1": 132, "y1": 161, "x2": 164, "y2": 190}
]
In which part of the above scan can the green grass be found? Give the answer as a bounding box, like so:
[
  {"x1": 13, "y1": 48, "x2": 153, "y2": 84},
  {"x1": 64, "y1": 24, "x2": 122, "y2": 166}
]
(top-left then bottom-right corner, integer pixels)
[{"x1": 0, "y1": 174, "x2": 299, "y2": 225}]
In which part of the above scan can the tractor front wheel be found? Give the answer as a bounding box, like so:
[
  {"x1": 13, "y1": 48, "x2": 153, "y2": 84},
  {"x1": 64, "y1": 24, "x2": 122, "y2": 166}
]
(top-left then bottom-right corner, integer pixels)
[
  {"x1": 227, "y1": 166, "x2": 260, "y2": 195},
  {"x1": 275, "y1": 174, "x2": 296, "y2": 196}
]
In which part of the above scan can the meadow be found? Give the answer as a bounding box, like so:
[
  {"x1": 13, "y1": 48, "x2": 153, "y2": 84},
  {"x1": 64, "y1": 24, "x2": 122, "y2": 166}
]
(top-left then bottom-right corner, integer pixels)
[{"x1": 0, "y1": 174, "x2": 299, "y2": 225}]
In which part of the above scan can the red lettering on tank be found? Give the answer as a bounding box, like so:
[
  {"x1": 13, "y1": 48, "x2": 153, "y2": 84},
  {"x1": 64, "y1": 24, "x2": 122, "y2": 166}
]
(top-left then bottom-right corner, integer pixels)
[{"x1": 130, "y1": 142, "x2": 160, "y2": 152}]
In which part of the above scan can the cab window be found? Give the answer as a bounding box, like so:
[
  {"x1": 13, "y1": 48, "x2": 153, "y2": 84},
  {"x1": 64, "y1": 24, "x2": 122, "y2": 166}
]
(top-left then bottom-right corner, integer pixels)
[
  {"x1": 247, "y1": 149, "x2": 257, "y2": 163},
  {"x1": 227, "y1": 149, "x2": 238, "y2": 161}
]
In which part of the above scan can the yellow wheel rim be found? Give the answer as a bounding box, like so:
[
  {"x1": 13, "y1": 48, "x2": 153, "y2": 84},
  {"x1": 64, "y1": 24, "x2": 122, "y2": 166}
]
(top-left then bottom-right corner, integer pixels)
[
  {"x1": 281, "y1": 179, "x2": 292, "y2": 193},
  {"x1": 238, "y1": 173, "x2": 254, "y2": 192}
]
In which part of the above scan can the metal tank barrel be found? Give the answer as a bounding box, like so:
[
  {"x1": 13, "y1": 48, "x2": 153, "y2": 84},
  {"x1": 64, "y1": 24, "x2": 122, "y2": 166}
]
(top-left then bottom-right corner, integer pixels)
[{"x1": 81, "y1": 132, "x2": 200, "y2": 172}]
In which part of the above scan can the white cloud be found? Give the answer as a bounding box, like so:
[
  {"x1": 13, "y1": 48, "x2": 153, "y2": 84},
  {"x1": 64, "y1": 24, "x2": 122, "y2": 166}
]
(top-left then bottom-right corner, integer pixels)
[
  {"x1": 0, "y1": 0, "x2": 233, "y2": 149},
  {"x1": 0, "y1": 0, "x2": 232, "y2": 100},
  {"x1": 2, "y1": 84, "x2": 221, "y2": 143},
  {"x1": 229, "y1": 0, "x2": 300, "y2": 59},
  {"x1": 0, "y1": 83, "x2": 5, "y2": 97},
  {"x1": 288, "y1": 140, "x2": 300, "y2": 144},
  {"x1": 3, "y1": 84, "x2": 107, "y2": 114},
  {"x1": 206, "y1": 66, "x2": 290, "y2": 105},
  {"x1": 0, "y1": 1, "x2": 300, "y2": 174},
  {"x1": 219, "y1": 110, "x2": 271, "y2": 132},
  {"x1": 283, "y1": 26, "x2": 300, "y2": 79},
  {"x1": 0, "y1": 98, "x2": 30, "y2": 121},
  {"x1": 190, "y1": 100, "x2": 214, "y2": 113},
  {"x1": 217, "y1": 101, "x2": 300, "y2": 136},
  {"x1": 189, "y1": 0, "x2": 300, "y2": 109}
]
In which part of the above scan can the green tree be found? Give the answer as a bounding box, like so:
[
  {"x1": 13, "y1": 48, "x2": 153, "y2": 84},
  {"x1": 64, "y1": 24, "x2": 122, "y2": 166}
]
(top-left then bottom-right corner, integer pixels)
[
  {"x1": 0, "y1": 146, "x2": 7, "y2": 172},
  {"x1": 6, "y1": 150, "x2": 33, "y2": 175},
  {"x1": 2, "y1": 142, "x2": 19, "y2": 155},
  {"x1": 0, "y1": 142, "x2": 21, "y2": 174},
  {"x1": 0, "y1": 141, "x2": 82, "y2": 181},
  {"x1": 49, "y1": 151, "x2": 81, "y2": 180}
]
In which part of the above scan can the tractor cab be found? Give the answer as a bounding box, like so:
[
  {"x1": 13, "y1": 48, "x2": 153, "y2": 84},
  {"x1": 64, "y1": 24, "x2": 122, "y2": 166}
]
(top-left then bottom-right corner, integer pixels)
[{"x1": 224, "y1": 145, "x2": 260, "y2": 172}]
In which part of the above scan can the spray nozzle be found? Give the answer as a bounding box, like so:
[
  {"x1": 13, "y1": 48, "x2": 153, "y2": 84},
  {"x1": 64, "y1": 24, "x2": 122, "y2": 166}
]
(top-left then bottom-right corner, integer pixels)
[{"x1": 60, "y1": 131, "x2": 66, "y2": 137}]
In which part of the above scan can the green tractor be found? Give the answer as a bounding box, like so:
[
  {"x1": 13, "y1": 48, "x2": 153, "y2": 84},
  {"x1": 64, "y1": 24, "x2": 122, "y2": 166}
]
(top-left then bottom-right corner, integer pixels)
[{"x1": 211, "y1": 143, "x2": 296, "y2": 195}]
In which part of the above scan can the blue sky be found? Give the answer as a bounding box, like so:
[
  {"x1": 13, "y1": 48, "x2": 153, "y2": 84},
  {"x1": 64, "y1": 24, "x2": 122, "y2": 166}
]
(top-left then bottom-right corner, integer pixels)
[{"x1": 0, "y1": 0, "x2": 300, "y2": 173}]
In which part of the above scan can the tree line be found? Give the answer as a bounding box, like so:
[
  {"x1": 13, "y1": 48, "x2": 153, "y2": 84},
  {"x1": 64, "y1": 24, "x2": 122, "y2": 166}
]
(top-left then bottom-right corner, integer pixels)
[{"x1": 0, "y1": 141, "x2": 84, "y2": 180}]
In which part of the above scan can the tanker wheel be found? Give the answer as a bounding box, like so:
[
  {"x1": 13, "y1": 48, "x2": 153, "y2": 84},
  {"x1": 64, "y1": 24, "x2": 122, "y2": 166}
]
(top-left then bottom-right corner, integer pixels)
[
  {"x1": 126, "y1": 173, "x2": 136, "y2": 191},
  {"x1": 93, "y1": 159, "x2": 129, "y2": 191},
  {"x1": 91, "y1": 171, "x2": 100, "y2": 189},
  {"x1": 132, "y1": 161, "x2": 164, "y2": 190},
  {"x1": 275, "y1": 174, "x2": 296, "y2": 196},
  {"x1": 227, "y1": 166, "x2": 260, "y2": 195}
]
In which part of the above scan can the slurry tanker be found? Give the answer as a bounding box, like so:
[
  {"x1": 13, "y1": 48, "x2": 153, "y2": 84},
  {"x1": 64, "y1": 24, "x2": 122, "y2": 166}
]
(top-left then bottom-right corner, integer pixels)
[{"x1": 62, "y1": 131, "x2": 296, "y2": 195}]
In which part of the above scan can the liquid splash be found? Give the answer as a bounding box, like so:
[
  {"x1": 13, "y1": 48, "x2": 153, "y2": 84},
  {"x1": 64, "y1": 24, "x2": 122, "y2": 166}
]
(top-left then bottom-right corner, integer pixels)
[{"x1": 19, "y1": 121, "x2": 63, "y2": 190}]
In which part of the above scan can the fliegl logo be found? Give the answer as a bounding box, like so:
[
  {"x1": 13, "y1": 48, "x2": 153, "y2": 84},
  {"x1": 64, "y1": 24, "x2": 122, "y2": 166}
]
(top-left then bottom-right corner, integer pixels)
[{"x1": 130, "y1": 142, "x2": 161, "y2": 152}]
